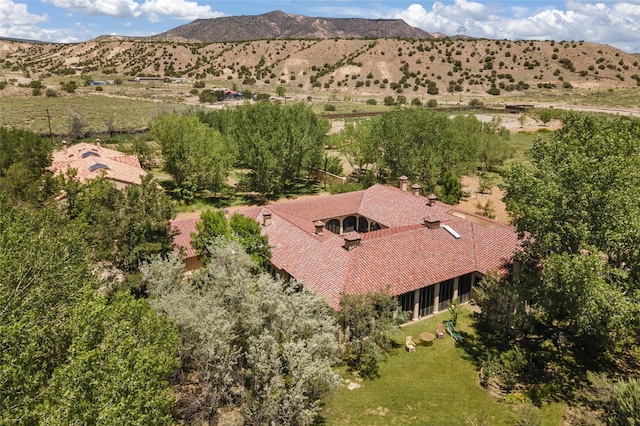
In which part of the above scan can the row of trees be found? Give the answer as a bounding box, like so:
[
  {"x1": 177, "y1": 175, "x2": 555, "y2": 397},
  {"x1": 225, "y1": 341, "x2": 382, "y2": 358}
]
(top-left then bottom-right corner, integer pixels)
[
  {"x1": 151, "y1": 102, "x2": 329, "y2": 199},
  {"x1": 152, "y1": 104, "x2": 512, "y2": 203},
  {"x1": 333, "y1": 108, "x2": 513, "y2": 202}
]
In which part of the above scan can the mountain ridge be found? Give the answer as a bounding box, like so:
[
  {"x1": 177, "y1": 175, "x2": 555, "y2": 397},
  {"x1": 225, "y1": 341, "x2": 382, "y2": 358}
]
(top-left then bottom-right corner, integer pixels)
[{"x1": 154, "y1": 10, "x2": 434, "y2": 42}]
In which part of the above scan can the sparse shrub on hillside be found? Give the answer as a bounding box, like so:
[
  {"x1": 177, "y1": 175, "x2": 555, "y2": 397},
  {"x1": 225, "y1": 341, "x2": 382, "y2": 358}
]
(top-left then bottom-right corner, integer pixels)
[
  {"x1": 366, "y1": 98, "x2": 377, "y2": 105},
  {"x1": 324, "y1": 104, "x2": 336, "y2": 112}
]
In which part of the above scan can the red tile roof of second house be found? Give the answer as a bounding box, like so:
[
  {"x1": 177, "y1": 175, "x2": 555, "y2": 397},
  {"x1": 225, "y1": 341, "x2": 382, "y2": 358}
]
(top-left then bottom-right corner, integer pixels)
[
  {"x1": 171, "y1": 217, "x2": 199, "y2": 258},
  {"x1": 50, "y1": 142, "x2": 146, "y2": 185},
  {"x1": 236, "y1": 184, "x2": 520, "y2": 309}
]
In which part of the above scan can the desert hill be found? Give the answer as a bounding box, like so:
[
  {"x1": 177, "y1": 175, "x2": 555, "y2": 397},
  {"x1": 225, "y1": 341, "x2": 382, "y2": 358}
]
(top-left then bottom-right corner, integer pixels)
[
  {"x1": 2, "y1": 34, "x2": 638, "y2": 98},
  {"x1": 154, "y1": 10, "x2": 433, "y2": 42}
]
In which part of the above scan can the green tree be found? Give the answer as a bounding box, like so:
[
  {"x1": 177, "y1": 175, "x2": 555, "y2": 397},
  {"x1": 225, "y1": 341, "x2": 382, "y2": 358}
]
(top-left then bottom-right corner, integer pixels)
[
  {"x1": 191, "y1": 209, "x2": 229, "y2": 260},
  {"x1": 0, "y1": 127, "x2": 54, "y2": 205},
  {"x1": 0, "y1": 199, "x2": 178, "y2": 424},
  {"x1": 229, "y1": 213, "x2": 271, "y2": 271},
  {"x1": 275, "y1": 85, "x2": 286, "y2": 97},
  {"x1": 337, "y1": 292, "x2": 407, "y2": 379},
  {"x1": 438, "y1": 169, "x2": 463, "y2": 204},
  {"x1": 64, "y1": 174, "x2": 176, "y2": 273},
  {"x1": 199, "y1": 103, "x2": 329, "y2": 197},
  {"x1": 143, "y1": 240, "x2": 340, "y2": 424},
  {"x1": 538, "y1": 108, "x2": 553, "y2": 126},
  {"x1": 502, "y1": 112, "x2": 640, "y2": 353},
  {"x1": 151, "y1": 113, "x2": 234, "y2": 194},
  {"x1": 38, "y1": 290, "x2": 179, "y2": 424}
]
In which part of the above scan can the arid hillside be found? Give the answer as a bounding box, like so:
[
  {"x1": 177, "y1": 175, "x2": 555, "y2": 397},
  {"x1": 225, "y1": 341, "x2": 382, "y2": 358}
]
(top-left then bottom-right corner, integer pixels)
[{"x1": 1, "y1": 36, "x2": 639, "y2": 97}]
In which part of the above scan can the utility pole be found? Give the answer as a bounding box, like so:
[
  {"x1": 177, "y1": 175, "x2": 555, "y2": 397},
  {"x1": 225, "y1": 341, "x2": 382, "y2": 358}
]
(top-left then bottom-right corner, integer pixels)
[{"x1": 45, "y1": 108, "x2": 54, "y2": 146}]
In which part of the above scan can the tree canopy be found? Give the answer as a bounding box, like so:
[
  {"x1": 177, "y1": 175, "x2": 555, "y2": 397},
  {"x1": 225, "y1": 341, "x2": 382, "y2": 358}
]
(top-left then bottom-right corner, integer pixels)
[
  {"x1": 151, "y1": 113, "x2": 234, "y2": 195},
  {"x1": 335, "y1": 108, "x2": 512, "y2": 201},
  {"x1": 143, "y1": 239, "x2": 340, "y2": 424},
  {"x1": 501, "y1": 112, "x2": 640, "y2": 353},
  {"x1": 199, "y1": 102, "x2": 329, "y2": 197},
  {"x1": 0, "y1": 198, "x2": 179, "y2": 424}
]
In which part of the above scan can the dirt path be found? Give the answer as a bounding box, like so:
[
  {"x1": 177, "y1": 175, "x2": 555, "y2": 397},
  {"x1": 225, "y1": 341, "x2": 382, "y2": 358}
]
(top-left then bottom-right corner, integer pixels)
[{"x1": 455, "y1": 175, "x2": 511, "y2": 224}]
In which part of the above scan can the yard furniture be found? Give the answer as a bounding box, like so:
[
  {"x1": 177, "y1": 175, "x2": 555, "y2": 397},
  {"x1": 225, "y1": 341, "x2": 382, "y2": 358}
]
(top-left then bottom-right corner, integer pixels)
[
  {"x1": 419, "y1": 332, "x2": 435, "y2": 343},
  {"x1": 436, "y1": 323, "x2": 445, "y2": 339},
  {"x1": 406, "y1": 336, "x2": 416, "y2": 352},
  {"x1": 445, "y1": 321, "x2": 463, "y2": 341}
]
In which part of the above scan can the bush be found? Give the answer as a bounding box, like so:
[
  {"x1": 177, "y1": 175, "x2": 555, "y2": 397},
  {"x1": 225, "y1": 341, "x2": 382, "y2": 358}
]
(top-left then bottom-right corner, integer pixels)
[
  {"x1": 94, "y1": 86, "x2": 103, "y2": 91},
  {"x1": 426, "y1": 99, "x2": 438, "y2": 108},
  {"x1": 366, "y1": 98, "x2": 377, "y2": 105},
  {"x1": 324, "y1": 104, "x2": 336, "y2": 112},
  {"x1": 383, "y1": 96, "x2": 395, "y2": 106},
  {"x1": 411, "y1": 98, "x2": 422, "y2": 106},
  {"x1": 469, "y1": 98, "x2": 484, "y2": 108},
  {"x1": 45, "y1": 89, "x2": 58, "y2": 97}
]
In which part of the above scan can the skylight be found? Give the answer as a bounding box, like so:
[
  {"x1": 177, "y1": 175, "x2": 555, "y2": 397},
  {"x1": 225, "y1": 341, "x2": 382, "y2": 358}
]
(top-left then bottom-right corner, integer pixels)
[
  {"x1": 89, "y1": 163, "x2": 110, "y2": 172},
  {"x1": 442, "y1": 225, "x2": 461, "y2": 239},
  {"x1": 81, "y1": 151, "x2": 100, "y2": 159}
]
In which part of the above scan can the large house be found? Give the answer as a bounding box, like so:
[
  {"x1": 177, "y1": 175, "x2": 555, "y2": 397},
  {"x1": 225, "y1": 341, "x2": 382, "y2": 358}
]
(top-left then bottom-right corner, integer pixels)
[
  {"x1": 50, "y1": 141, "x2": 146, "y2": 188},
  {"x1": 171, "y1": 177, "x2": 520, "y2": 319}
]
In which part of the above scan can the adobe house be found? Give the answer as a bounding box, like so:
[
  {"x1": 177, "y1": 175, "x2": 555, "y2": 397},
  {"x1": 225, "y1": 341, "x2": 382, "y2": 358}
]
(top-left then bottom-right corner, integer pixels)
[
  {"x1": 50, "y1": 141, "x2": 146, "y2": 189},
  {"x1": 171, "y1": 178, "x2": 520, "y2": 319}
]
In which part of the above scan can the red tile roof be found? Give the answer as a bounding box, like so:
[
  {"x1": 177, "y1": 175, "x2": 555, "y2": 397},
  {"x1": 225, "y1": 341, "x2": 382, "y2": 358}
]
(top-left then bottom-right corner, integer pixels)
[
  {"x1": 50, "y1": 142, "x2": 146, "y2": 186},
  {"x1": 233, "y1": 184, "x2": 520, "y2": 308},
  {"x1": 171, "y1": 217, "x2": 199, "y2": 258}
]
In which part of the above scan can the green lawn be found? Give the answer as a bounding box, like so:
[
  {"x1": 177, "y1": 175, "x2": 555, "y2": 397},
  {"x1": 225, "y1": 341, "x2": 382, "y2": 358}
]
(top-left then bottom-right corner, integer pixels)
[{"x1": 321, "y1": 310, "x2": 564, "y2": 425}]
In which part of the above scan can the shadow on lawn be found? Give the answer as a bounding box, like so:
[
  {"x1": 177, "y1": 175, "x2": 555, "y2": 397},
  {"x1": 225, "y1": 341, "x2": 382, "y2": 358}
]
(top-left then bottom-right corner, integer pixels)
[{"x1": 457, "y1": 310, "x2": 626, "y2": 406}]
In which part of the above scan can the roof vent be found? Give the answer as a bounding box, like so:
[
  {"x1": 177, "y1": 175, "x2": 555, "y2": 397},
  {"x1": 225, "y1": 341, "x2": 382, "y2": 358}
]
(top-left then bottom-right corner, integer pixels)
[
  {"x1": 262, "y1": 211, "x2": 272, "y2": 227},
  {"x1": 398, "y1": 175, "x2": 409, "y2": 191},
  {"x1": 314, "y1": 220, "x2": 324, "y2": 236},
  {"x1": 343, "y1": 231, "x2": 361, "y2": 250},
  {"x1": 426, "y1": 193, "x2": 438, "y2": 206}
]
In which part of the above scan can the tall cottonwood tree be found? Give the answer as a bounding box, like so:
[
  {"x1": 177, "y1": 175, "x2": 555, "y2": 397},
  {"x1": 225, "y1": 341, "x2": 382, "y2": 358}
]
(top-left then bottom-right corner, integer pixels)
[
  {"x1": 199, "y1": 102, "x2": 329, "y2": 196},
  {"x1": 151, "y1": 113, "x2": 234, "y2": 195},
  {"x1": 501, "y1": 112, "x2": 640, "y2": 353},
  {"x1": 143, "y1": 240, "x2": 340, "y2": 425}
]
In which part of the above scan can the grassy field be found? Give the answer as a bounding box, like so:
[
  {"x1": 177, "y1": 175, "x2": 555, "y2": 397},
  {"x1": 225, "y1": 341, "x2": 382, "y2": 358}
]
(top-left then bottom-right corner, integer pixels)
[
  {"x1": 321, "y1": 310, "x2": 564, "y2": 425},
  {"x1": 0, "y1": 87, "x2": 196, "y2": 136}
]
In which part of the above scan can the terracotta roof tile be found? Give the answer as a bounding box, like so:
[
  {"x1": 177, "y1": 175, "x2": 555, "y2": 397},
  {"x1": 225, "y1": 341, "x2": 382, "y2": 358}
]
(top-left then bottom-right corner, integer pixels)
[
  {"x1": 50, "y1": 142, "x2": 146, "y2": 185},
  {"x1": 176, "y1": 184, "x2": 520, "y2": 309}
]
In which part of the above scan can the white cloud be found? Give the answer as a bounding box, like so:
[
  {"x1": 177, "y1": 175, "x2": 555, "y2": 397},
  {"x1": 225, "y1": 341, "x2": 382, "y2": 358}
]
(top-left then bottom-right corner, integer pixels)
[
  {"x1": 0, "y1": 0, "x2": 48, "y2": 39},
  {"x1": 395, "y1": 1, "x2": 640, "y2": 52},
  {"x1": 43, "y1": 0, "x2": 142, "y2": 18},
  {"x1": 140, "y1": 0, "x2": 223, "y2": 22}
]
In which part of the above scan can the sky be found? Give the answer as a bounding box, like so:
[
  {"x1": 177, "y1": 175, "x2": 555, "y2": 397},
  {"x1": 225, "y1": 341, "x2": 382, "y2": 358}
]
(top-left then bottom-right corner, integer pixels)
[{"x1": 1, "y1": 0, "x2": 639, "y2": 52}]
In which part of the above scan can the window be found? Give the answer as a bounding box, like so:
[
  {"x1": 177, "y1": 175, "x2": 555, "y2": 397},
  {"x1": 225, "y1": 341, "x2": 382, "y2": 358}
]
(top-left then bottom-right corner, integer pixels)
[
  {"x1": 419, "y1": 286, "x2": 434, "y2": 316},
  {"x1": 398, "y1": 291, "x2": 414, "y2": 313},
  {"x1": 343, "y1": 216, "x2": 357, "y2": 233},
  {"x1": 370, "y1": 222, "x2": 381, "y2": 231},
  {"x1": 438, "y1": 279, "x2": 454, "y2": 311},
  {"x1": 458, "y1": 274, "x2": 472, "y2": 303},
  {"x1": 325, "y1": 219, "x2": 340, "y2": 234},
  {"x1": 357, "y1": 216, "x2": 369, "y2": 233}
]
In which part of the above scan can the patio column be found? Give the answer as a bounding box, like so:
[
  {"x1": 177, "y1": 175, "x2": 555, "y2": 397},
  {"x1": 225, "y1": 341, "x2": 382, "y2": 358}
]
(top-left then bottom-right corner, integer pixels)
[
  {"x1": 433, "y1": 282, "x2": 440, "y2": 313},
  {"x1": 452, "y1": 276, "x2": 459, "y2": 301},
  {"x1": 412, "y1": 289, "x2": 420, "y2": 320}
]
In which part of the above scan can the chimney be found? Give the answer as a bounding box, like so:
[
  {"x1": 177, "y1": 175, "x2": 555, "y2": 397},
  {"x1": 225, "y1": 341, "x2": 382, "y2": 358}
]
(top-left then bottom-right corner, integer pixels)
[
  {"x1": 343, "y1": 231, "x2": 361, "y2": 250},
  {"x1": 314, "y1": 220, "x2": 324, "y2": 236},
  {"x1": 62, "y1": 140, "x2": 68, "y2": 154},
  {"x1": 426, "y1": 193, "x2": 438, "y2": 206},
  {"x1": 411, "y1": 183, "x2": 421, "y2": 196},
  {"x1": 262, "y1": 211, "x2": 272, "y2": 227},
  {"x1": 423, "y1": 215, "x2": 441, "y2": 229},
  {"x1": 398, "y1": 175, "x2": 409, "y2": 191},
  {"x1": 95, "y1": 138, "x2": 102, "y2": 147}
]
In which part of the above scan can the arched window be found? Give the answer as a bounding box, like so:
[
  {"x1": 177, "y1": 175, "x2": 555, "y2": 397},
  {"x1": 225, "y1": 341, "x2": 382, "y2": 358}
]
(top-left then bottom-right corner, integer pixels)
[
  {"x1": 326, "y1": 219, "x2": 340, "y2": 234},
  {"x1": 343, "y1": 216, "x2": 357, "y2": 233},
  {"x1": 370, "y1": 222, "x2": 381, "y2": 231},
  {"x1": 357, "y1": 216, "x2": 369, "y2": 233}
]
